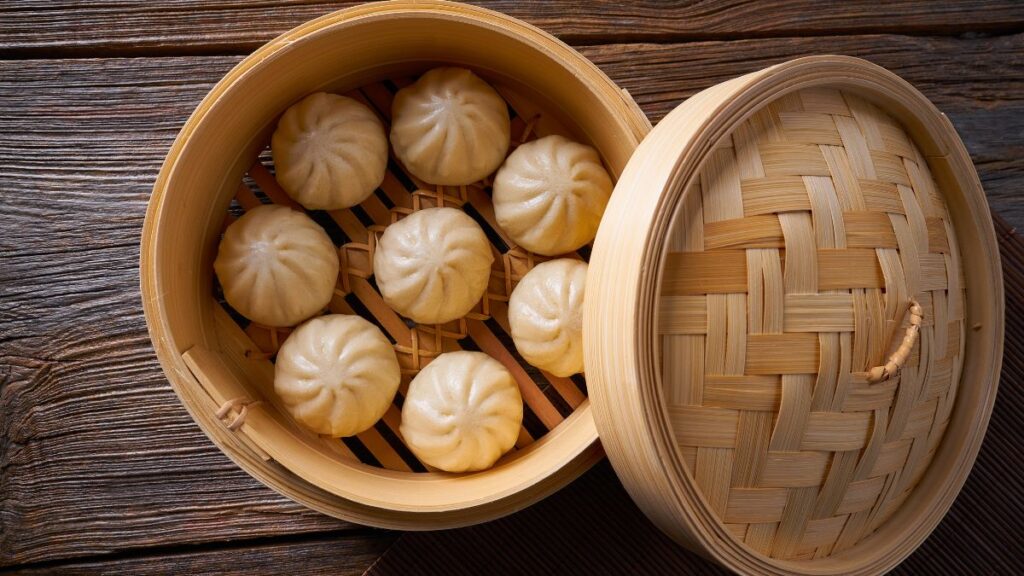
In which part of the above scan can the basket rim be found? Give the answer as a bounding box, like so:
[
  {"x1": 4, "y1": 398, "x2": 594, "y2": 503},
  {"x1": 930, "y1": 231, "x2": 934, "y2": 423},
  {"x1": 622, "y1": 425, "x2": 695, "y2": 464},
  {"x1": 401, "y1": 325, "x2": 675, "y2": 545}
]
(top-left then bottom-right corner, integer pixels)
[
  {"x1": 140, "y1": 0, "x2": 647, "y2": 528},
  {"x1": 586, "y1": 54, "x2": 1003, "y2": 575}
]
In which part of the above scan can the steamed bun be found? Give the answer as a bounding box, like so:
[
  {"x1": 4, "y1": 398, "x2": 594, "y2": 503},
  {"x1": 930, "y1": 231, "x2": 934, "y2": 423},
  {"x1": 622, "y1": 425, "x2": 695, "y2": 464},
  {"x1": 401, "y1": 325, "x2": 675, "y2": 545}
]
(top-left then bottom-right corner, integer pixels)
[
  {"x1": 373, "y1": 207, "x2": 494, "y2": 325},
  {"x1": 493, "y1": 134, "x2": 612, "y2": 255},
  {"x1": 401, "y1": 351, "x2": 522, "y2": 472},
  {"x1": 508, "y1": 259, "x2": 587, "y2": 377},
  {"x1": 275, "y1": 314, "x2": 400, "y2": 437},
  {"x1": 390, "y1": 67, "x2": 510, "y2": 185},
  {"x1": 271, "y1": 92, "x2": 388, "y2": 210},
  {"x1": 214, "y1": 204, "x2": 339, "y2": 327}
]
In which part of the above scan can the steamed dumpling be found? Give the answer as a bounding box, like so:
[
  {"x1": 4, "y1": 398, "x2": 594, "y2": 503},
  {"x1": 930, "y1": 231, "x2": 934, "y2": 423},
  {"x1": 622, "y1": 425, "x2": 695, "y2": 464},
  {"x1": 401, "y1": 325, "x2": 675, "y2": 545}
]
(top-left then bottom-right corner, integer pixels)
[
  {"x1": 493, "y1": 134, "x2": 612, "y2": 255},
  {"x1": 214, "y1": 204, "x2": 339, "y2": 327},
  {"x1": 508, "y1": 259, "x2": 587, "y2": 377},
  {"x1": 373, "y1": 207, "x2": 494, "y2": 325},
  {"x1": 271, "y1": 92, "x2": 388, "y2": 210},
  {"x1": 390, "y1": 67, "x2": 510, "y2": 185},
  {"x1": 275, "y1": 314, "x2": 400, "y2": 437},
  {"x1": 401, "y1": 351, "x2": 522, "y2": 472}
]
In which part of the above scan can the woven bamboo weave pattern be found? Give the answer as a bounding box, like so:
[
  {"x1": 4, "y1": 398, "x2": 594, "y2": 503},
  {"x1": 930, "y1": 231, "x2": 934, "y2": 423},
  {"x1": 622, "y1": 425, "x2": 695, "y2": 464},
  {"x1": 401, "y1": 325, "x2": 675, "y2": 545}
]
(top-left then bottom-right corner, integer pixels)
[
  {"x1": 661, "y1": 88, "x2": 965, "y2": 560},
  {"x1": 215, "y1": 77, "x2": 590, "y2": 473}
]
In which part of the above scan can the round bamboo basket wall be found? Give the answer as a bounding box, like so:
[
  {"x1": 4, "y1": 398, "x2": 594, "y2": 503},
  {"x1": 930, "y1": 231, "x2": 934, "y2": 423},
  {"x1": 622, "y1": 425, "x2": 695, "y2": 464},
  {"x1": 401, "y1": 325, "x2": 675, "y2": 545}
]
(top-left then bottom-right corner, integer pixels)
[
  {"x1": 587, "y1": 57, "x2": 1002, "y2": 574},
  {"x1": 141, "y1": 1, "x2": 648, "y2": 529}
]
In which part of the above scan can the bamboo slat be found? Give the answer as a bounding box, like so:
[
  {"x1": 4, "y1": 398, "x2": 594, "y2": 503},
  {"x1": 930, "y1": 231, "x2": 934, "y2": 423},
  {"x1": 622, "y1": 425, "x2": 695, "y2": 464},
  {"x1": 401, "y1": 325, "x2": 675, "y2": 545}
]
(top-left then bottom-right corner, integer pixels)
[
  {"x1": 742, "y1": 177, "x2": 812, "y2": 216},
  {"x1": 658, "y1": 295, "x2": 708, "y2": 334}
]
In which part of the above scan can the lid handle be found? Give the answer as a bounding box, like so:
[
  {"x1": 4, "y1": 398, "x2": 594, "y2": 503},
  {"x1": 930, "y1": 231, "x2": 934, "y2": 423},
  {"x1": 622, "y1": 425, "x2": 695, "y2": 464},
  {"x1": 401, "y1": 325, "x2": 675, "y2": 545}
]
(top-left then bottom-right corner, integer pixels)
[{"x1": 866, "y1": 299, "x2": 923, "y2": 384}]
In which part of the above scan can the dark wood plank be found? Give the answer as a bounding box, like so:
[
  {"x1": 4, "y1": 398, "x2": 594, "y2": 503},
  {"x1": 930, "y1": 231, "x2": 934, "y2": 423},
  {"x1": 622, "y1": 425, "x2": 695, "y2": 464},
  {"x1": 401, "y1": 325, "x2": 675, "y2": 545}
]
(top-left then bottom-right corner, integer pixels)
[
  {"x1": 0, "y1": 56, "x2": 349, "y2": 568},
  {"x1": 1, "y1": 1, "x2": 1023, "y2": 56},
  {"x1": 2, "y1": 32, "x2": 1021, "y2": 568},
  {"x1": 575, "y1": 33, "x2": 1024, "y2": 224},
  {"x1": 9, "y1": 531, "x2": 396, "y2": 575},
  {"x1": 368, "y1": 461, "x2": 731, "y2": 576}
]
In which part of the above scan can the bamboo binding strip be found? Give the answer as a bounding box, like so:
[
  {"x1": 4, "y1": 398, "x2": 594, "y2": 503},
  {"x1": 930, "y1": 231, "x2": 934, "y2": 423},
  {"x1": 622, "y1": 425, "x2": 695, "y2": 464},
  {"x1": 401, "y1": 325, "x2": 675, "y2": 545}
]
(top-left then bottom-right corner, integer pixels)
[{"x1": 661, "y1": 88, "x2": 966, "y2": 560}]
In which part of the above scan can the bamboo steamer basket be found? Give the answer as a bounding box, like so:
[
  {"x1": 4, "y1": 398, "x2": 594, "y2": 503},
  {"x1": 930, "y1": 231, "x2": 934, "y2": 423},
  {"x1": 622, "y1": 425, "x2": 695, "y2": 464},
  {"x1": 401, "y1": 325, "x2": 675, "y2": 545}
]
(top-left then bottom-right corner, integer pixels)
[
  {"x1": 140, "y1": 1, "x2": 1002, "y2": 573},
  {"x1": 141, "y1": 0, "x2": 647, "y2": 529}
]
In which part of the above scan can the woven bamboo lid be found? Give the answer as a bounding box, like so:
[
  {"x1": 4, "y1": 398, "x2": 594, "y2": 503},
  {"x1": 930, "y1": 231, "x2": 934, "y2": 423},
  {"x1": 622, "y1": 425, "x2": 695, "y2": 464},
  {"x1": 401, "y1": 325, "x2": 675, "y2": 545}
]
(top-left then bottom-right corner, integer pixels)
[{"x1": 586, "y1": 56, "x2": 1002, "y2": 574}]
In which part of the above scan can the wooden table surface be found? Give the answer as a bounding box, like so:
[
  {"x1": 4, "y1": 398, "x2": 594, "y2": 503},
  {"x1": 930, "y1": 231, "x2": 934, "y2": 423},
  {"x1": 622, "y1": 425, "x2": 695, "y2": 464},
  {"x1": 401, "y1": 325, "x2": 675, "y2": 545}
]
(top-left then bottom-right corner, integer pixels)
[{"x1": 2, "y1": 2, "x2": 1022, "y2": 574}]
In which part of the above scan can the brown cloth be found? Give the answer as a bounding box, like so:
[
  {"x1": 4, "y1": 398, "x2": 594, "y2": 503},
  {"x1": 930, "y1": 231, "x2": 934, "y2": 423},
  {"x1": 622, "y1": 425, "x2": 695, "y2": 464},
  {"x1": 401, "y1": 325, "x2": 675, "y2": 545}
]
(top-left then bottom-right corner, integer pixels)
[{"x1": 367, "y1": 214, "x2": 1023, "y2": 576}]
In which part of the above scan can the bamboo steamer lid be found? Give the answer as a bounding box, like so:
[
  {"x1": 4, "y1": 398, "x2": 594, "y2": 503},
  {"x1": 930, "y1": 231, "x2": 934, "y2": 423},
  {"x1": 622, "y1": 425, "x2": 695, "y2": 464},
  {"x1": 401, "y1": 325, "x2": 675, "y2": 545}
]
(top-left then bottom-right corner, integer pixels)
[{"x1": 586, "y1": 56, "x2": 1002, "y2": 574}]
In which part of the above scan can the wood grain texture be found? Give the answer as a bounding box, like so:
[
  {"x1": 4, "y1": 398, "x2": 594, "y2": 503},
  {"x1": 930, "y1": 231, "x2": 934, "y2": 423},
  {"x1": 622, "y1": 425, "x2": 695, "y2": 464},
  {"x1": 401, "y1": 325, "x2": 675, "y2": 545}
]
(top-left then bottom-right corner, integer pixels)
[
  {"x1": 1, "y1": 1, "x2": 1022, "y2": 55},
  {"x1": 1, "y1": 25, "x2": 1021, "y2": 573},
  {"x1": 0, "y1": 57, "x2": 350, "y2": 567},
  {"x1": 7, "y1": 531, "x2": 395, "y2": 575},
  {"x1": 578, "y1": 33, "x2": 1024, "y2": 225}
]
